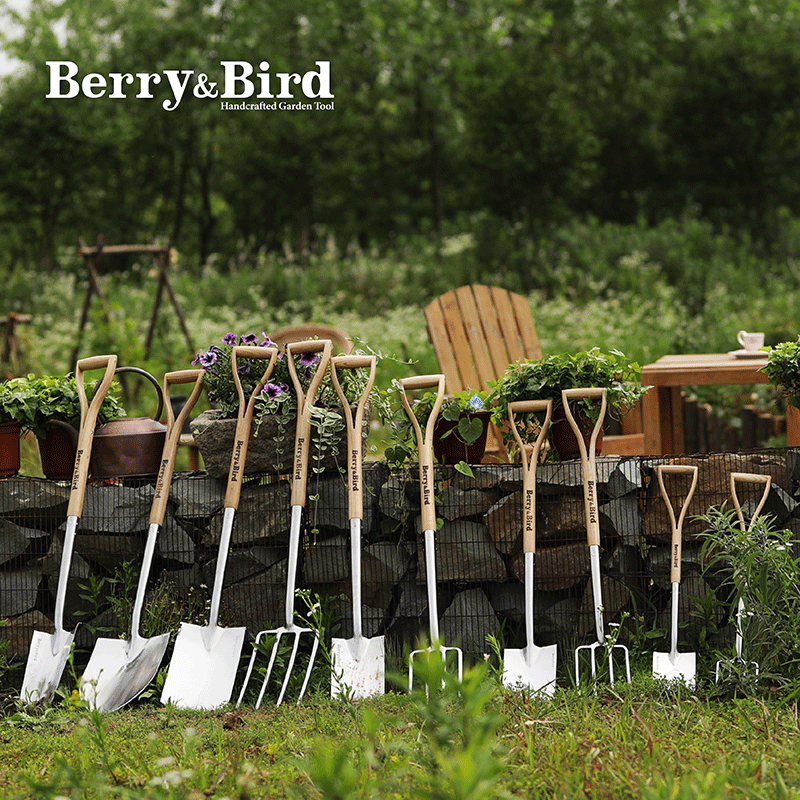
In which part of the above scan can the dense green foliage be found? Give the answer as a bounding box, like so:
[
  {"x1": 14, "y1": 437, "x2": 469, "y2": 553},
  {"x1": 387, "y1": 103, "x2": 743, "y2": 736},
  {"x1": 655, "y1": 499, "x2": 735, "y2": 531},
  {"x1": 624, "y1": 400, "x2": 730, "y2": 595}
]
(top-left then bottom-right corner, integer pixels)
[{"x1": 3, "y1": 0, "x2": 800, "y2": 273}]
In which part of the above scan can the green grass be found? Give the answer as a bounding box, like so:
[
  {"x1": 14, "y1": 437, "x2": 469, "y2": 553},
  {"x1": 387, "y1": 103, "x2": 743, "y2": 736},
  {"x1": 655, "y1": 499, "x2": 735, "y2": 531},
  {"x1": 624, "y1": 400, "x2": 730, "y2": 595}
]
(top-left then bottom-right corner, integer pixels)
[{"x1": 3, "y1": 674, "x2": 800, "y2": 799}]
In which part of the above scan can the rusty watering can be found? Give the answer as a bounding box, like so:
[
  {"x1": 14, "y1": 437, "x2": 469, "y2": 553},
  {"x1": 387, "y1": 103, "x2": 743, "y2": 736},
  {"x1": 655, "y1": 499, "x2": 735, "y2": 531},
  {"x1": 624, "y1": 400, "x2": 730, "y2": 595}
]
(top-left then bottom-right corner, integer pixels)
[{"x1": 90, "y1": 366, "x2": 167, "y2": 478}]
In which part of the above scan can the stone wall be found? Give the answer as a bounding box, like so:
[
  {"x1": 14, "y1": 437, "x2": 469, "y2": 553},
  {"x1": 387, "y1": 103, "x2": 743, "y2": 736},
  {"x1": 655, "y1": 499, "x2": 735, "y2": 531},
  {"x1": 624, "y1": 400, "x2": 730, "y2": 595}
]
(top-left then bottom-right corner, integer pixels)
[{"x1": 0, "y1": 450, "x2": 797, "y2": 664}]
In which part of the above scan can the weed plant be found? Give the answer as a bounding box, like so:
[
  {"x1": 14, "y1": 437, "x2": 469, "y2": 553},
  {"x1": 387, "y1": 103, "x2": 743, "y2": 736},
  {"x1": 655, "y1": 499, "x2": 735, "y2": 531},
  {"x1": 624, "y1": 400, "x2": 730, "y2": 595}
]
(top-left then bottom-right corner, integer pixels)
[{"x1": 698, "y1": 506, "x2": 800, "y2": 691}]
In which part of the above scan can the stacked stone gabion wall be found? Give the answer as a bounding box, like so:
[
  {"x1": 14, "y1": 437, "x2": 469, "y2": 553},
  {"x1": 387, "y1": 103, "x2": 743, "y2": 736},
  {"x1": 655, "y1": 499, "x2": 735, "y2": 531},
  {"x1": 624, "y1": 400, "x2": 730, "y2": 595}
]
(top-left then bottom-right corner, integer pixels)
[{"x1": 0, "y1": 450, "x2": 797, "y2": 666}]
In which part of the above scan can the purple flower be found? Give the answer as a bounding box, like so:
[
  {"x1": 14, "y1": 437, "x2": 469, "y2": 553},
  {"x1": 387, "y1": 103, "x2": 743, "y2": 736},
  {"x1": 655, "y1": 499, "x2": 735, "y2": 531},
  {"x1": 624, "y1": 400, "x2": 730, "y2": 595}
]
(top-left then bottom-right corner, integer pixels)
[
  {"x1": 302, "y1": 366, "x2": 314, "y2": 382},
  {"x1": 241, "y1": 333, "x2": 258, "y2": 345},
  {"x1": 222, "y1": 332, "x2": 238, "y2": 346},
  {"x1": 262, "y1": 382, "x2": 287, "y2": 400},
  {"x1": 259, "y1": 333, "x2": 276, "y2": 348},
  {"x1": 198, "y1": 347, "x2": 221, "y2": 368},
  {"x1": 298, "y1": 351, "x2": 319, "y2": 367},
  {"x1": 237, "y1": 361, "x2": 251, "y2": 376}
]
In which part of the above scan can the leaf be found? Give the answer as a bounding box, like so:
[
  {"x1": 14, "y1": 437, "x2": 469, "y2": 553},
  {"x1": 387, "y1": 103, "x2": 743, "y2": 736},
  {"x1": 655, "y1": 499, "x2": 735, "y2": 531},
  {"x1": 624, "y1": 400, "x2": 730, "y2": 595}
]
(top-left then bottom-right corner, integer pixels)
[{"x1": 456, "y1": 416, "x2": 483, "y2": 445}]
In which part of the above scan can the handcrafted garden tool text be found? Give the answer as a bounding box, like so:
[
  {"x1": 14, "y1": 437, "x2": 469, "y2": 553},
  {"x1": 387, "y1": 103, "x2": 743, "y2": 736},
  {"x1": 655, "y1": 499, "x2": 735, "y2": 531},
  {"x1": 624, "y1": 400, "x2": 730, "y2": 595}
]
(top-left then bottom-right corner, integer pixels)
[
  {"x1": 502, "y1": 399, "x2": 558, "y2": 695},
  {"x1": 161, "y1": 346, "x2": 278, "y2": 710},
  {"x1": 329, "y1": 355, "x2": 385, "y2": 699},
  {"x1": 400, "y1": 374, "x2": 464, "y2": 690},
  {"x1": 716, "y1": 472, "x2": 771, "y2": 684},
  {"x1": 652, "y1": 464, "x2": 699, "y2": 688},
  {"x1": 564, "y1": 388, "x2": 631, "y2": 687},
  {"x1": 81, "y1": 369, "x2": 205, "y2": 711},
  {"x1": 237, "y1": 339, "x2": 332, "y2": 707},
  {"x1": 21, "y1": 354, "x2": 118, "y2": 705}
]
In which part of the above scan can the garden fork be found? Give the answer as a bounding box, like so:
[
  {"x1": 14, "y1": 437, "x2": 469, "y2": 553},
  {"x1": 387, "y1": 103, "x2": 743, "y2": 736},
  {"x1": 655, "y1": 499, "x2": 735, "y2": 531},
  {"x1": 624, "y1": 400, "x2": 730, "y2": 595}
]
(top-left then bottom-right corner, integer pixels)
[{"x1": 564, "y1": 388, "x2": 631, "y2": 688}]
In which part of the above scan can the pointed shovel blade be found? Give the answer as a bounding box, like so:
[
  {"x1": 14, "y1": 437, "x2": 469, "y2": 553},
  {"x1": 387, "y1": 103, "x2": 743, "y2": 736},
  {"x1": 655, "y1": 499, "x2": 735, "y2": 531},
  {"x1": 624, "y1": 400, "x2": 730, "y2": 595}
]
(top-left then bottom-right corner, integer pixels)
[
  {"x1": 653, "y1": 651, "x2": 696, "y2": 689},
  {"x1": 160, "y1": 622, "x2": 246, "y2": 710},
  {"x1": 331, "y1": 635, "x2": 385, "y2": 699},
  {"x1": 81, "y1": 633, "x2": 170, "y2": 712},
  {"x1": 502, "y1": 644, "x2": 558, "y2": 696},
  {"x1": 20, "y1": 629, "x2": 75, "y2": 705}
]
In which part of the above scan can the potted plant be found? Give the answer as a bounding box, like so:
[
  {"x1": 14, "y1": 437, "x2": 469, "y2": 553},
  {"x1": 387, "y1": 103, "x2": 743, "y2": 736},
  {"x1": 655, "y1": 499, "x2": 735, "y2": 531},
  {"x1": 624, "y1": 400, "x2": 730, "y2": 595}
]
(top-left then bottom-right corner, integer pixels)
[
  {"x1": 487, "y1": 348, "x2": 648, "y2": 460},
  {"x1": 0, "y1": 376, "x2": 38, "y2": 476},
  {"x1": 762, "y1": 337, "x2": 800, "y2": 405},
  {"x1": 19, "y1": 374, "x2": 126, "y2": 480},
  {"x1": 189, "y1": 331, "x2": 388, "y2": 478},
  {"x1": 386, "y1": 387, "x2": 491, "y2": 467}
]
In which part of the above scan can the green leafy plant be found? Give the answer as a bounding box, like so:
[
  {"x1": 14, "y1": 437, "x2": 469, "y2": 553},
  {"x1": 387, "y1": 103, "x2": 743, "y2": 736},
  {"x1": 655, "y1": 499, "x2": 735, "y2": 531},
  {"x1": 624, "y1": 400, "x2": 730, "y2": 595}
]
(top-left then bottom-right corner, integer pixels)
[
  {"x1": 487, "y1": 348, "x2": 648, "y2": 454},
  {"x1": 697, "y1": 505, "x2": 800, "y2": 692},
  {"x1": 0, "y1": 374, "x2": 125, "y2": 438},
  {"x1": 762, "y1": 337, "x2": 800, "y2": 408}
]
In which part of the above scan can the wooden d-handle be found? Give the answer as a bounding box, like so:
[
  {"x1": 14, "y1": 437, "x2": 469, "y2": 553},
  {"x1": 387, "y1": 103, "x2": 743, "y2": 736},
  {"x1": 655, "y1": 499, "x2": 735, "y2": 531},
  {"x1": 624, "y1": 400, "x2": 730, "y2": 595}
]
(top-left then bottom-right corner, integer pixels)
[
  {"x1": 561, "y1": 388, "x2": 607, "y2": 547},
  {"x1": 286, "y1": 339, "x2": 333, "y2": 506},
  {"x1": 398, "y1": 374, "x2": 446, "y2": 534},
  {"x1": 657, "y1": 464, "x2": 698, "y2": 584},
  {"x1": 224, "y1": 346, "x2": 280, "y2": 510},
  {"x1": 330, "y1": 355, "x2": 376, "y2": 521},
  {"x1": 730, "y1": 472, "x2": 772, "y2": 532},
  {"x1": 70, "y1": 354, "x2": 118, "y2": 517},
  {"x1": 508, "y1": 399, "x2": 552, "y2": 554},
  {"x1": 150, "y1": 368, "x2": 205, "y2": 526}
]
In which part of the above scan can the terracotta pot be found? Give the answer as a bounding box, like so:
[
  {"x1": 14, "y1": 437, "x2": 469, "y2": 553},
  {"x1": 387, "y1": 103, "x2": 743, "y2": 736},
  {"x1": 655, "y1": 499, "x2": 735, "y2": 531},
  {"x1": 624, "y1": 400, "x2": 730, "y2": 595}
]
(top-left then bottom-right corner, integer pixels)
[
  {"x1": 433, "y1": 411, "x2": 491, "y2": 465},
  {"x1": 37, "y1": 422, "x2": 78, "y2": 481},
  {"x1": 550, "y1": 404, "x2": 603, "y2": 460},
  {"x1": 0, "y1": 421, "x2": 21, "y2": 476}
]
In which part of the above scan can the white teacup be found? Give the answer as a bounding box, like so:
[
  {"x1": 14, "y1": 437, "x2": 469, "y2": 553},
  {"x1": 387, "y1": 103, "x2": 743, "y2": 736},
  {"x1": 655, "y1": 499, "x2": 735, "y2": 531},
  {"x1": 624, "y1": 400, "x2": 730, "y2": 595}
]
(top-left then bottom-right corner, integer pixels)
[{"x1": 737, "y1": 330, "x2": 765, "y2": 352}]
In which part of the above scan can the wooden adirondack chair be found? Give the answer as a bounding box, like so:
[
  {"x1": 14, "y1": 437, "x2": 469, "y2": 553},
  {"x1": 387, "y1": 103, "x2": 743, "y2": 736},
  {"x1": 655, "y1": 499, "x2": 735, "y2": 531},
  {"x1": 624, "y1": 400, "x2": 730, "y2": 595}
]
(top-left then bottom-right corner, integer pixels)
[{"x1": 424, "y1": 285, "x2": 644, "y2": 460}]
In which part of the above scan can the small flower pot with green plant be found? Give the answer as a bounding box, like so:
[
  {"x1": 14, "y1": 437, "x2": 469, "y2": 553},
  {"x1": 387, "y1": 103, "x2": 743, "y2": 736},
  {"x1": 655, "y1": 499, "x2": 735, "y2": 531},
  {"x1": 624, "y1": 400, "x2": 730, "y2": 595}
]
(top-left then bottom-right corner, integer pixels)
[
  {"x1": 762, "y1": 336, "x2": 800, "y2": 410},
  {"x1": 487, "y1": 348, "x2": 648, "y2": 460},
  {"x1": 386, "y1": 386, "x2": 491, "y2": 469},
  {"x1": 0, "y1": 373, "x2": 125, "y2": 479}
]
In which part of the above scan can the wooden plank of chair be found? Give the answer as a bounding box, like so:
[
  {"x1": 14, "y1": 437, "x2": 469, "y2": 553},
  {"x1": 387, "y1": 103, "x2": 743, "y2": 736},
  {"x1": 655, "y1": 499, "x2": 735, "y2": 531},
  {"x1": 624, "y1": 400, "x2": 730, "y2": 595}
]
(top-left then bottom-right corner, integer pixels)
[
  {"x1": 425, "y1": 294, "x2": 469, "y2": 392},
  {"x1": 470, "y1": 284, "x2": 511, "y2": 382},
  {"x1": 436, "y1": 289, "x2": 482, "y2": 391},
  {"x1": 506, "y1": 288, "x2": 543, "y2": 362},
  {"x1": 454, "y1": 285, "x2": 501, "y2": 388}
]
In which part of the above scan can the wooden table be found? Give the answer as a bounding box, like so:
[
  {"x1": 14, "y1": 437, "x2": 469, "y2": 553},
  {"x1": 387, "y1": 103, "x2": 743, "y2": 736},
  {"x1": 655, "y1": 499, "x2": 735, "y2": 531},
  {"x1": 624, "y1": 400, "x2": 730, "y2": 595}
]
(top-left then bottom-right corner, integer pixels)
[{"x1": 640, "y1": 352, "x2": 800, "y2": 454}]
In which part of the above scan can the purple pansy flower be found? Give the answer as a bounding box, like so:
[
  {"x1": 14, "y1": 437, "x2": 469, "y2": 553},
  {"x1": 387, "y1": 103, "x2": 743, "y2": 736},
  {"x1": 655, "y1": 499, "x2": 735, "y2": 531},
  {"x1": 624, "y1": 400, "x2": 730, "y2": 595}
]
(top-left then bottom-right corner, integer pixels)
[
  {"x1": 198, "y1": 347, "x2": 222, "y2": 368},
  {"x1": 241, "y1": 333, "x2": 258, "y2": 345},
  {"x1": 259, "y1": 333, "x2": 276, "y2": 348},
  {"x1": 262, "y1": 382, "x2": 287, "y2": 400},
  {"x1": 222, "y1": 332, "x2": 238, "y2": 346},
  {"x1": 298, "y1": 351, "x2": 319, "y2": 366}
]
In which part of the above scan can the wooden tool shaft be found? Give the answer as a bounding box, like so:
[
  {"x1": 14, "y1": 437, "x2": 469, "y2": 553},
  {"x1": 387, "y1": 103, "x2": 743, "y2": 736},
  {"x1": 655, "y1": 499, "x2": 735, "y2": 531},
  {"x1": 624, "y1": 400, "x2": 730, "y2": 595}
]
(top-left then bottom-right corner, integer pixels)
[
  {"x1": 657, "y1": 465, "x2": 698, "y2": 584},
  {"x1": 287, "y1": 339, "x2": 333, "y2": 506},
  {"x1": 150, "y1": 369, "x2": 205, "y2": 525},
  {"x1": 330, "y1": 355, "x2": 376, "y2": 521},
  {"x1": 508, "y1": 399, "x2": 552, "y2": 554},
  {"x1": 561, "y1": 388, "x2": 607, "y2": 547},
  {"x1": 69, "y1": 354, "x2": 118, "y2": 517},
  {"x1": 398, "y1": 375, "x2": 445, "y2": 534},
  {"x1": 225, "y1": 346, "x2": 280, "y2": 510}
]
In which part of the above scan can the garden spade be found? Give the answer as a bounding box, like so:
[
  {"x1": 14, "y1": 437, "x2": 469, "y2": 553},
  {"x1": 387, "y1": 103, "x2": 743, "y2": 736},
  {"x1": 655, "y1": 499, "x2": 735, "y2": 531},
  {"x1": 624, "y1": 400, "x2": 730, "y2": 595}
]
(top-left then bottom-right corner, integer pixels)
[
  {"x1": 161, "y1": 346, "x2": 279, "y2": 710},
  {"x1": 653, "y1": 464, "x2": 699, "y2": 688},
  {"x1": 237, "y1": 339, "x2": 332, "y2": 707},
  {"x1": 715, "y1": 472, "x2": 772, "y2": 684},
  {"x1": 21, "y1": 354, "x2": 118, "y2": 705},
  {"x1": 502, "y1": 399, "x2": 557, "y2": 696},
  {"x1": 81, "y1": 368, "x2": 205, "y2": 712},
  {"x1": 399, "y1": 374, "x2": 464, "y2": 690},
  {"x1": 564, "y1": 387, "x2": 631, "y2": 688},
  {"x1": 329, "y1": 354, "x2": 385, "y2": 699}
]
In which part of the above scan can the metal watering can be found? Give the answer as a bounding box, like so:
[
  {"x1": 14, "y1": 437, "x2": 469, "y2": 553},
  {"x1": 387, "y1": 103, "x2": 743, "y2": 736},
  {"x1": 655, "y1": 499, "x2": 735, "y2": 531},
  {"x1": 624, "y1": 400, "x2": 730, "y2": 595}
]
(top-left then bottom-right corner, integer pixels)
[{"x1": 90, "y1": 366, "x2": 167, "y2": 478}]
